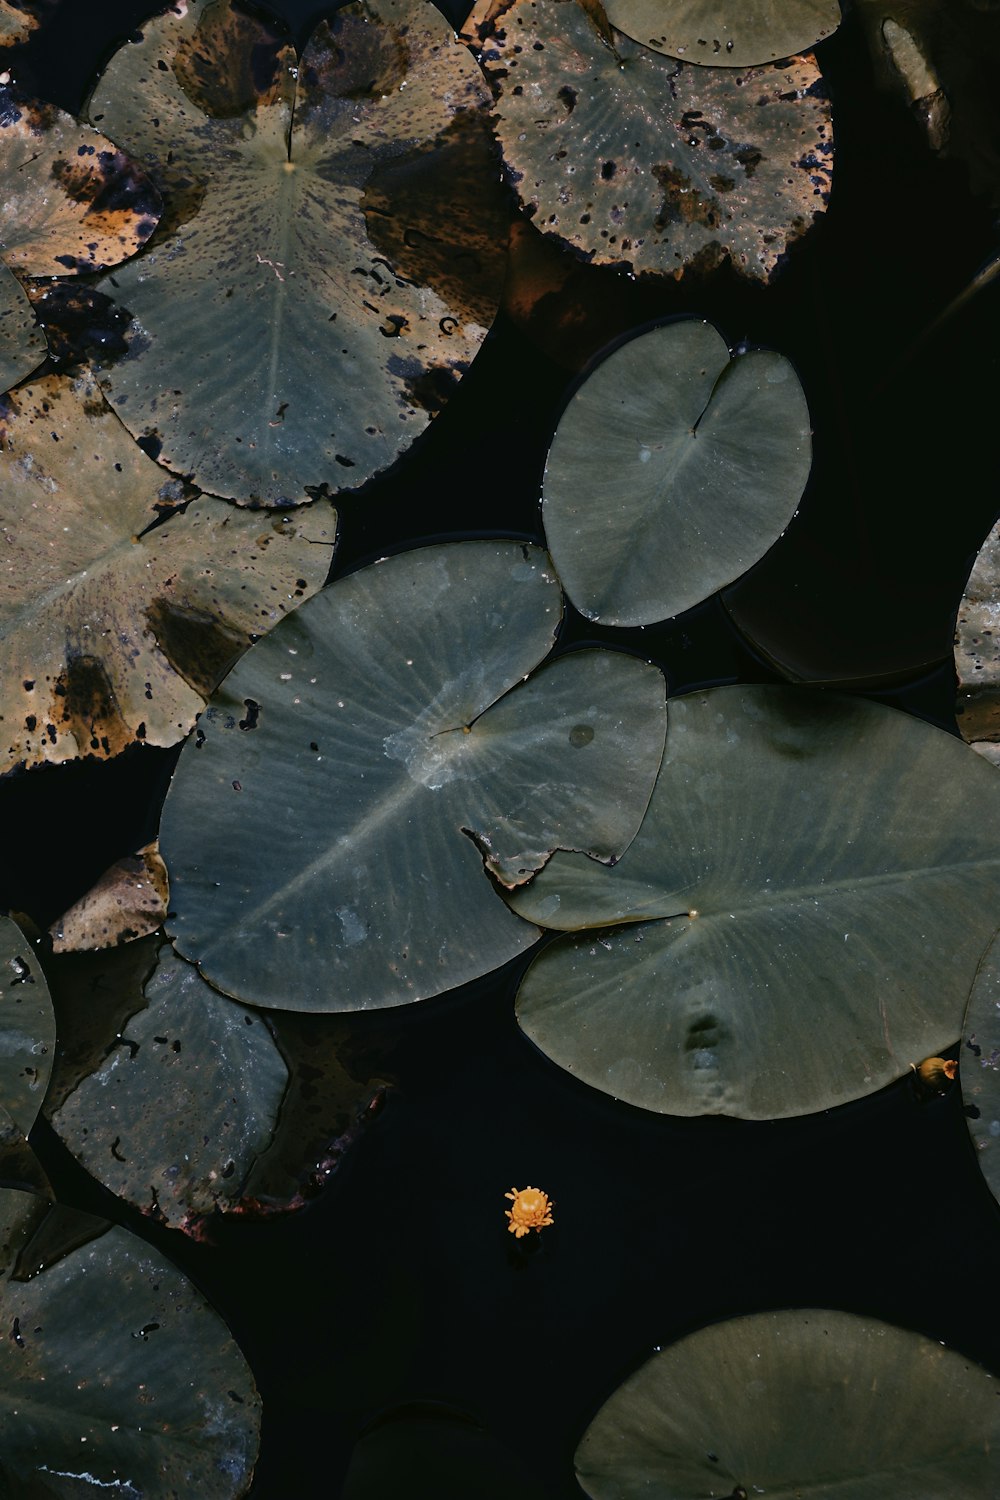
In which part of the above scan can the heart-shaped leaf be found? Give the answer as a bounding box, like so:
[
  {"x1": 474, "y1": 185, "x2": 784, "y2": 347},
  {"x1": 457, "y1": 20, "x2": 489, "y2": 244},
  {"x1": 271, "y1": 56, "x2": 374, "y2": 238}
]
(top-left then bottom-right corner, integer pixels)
[{"x1": 543, "y1": 319, "x2": 812, "y2": 624}]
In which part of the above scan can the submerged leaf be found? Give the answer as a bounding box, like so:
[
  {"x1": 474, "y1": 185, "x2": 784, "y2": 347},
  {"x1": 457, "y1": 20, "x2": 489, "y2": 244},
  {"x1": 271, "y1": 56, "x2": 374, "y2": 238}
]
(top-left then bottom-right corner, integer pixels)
[
  {"x1": 473, "y1": 0, "x2": 833, "y2": 281},
  {"x1": 88, "y1": 0, "x2": 504, "y2": 504},
  {"x1": 602, "y1": 0, "x2": 841, "y2": 67},
  {"x1": 160, "y1": 540, "x2": 666, "y2": 1011},
  {"x1": 50, "y1": 943, "x2": 288, "y2": 1230},
  {"x1": 543, "y1": 318, "x2": 811, "y2": 623},
  {"x1": 576, "y1": 1309, "x2": 1000, "y2": 1498},
  {"x1": 510, "y1": 685, "x2": 1000, "y2": 1119},
  {"x1": 0, "y1": 915, "x2": 54, "y2": 1138},
  {"x1": 0, "y1": 1187, "x2": 260, "y2": 1495},
  {"x1": 0, "y1": 373, "x2": 336, "y2": 773}
]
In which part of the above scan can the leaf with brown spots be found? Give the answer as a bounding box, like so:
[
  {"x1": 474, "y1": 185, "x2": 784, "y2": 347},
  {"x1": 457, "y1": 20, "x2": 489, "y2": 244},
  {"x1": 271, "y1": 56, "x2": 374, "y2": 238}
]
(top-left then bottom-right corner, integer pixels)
[
  {"x1": 472, "y1": 0, "x2": 833, "y2": 281},
  {"x1": 0, "y1": 86, "x2": 161, "y2": 276},
  {"x1": 0, "y1": 372, "x2": 336, "y2": 774},
  {"x1": 602, "y1": 0, "x2": 841, "y2": 67},
  {"x1": 0, "y1": 0, "x2": 39, "y2": 49},
  {"x1": 49, "y1": 842, "x2": 169, "y2": 953},
  {"x1": 955, "y1": 514, "x2": 1000, "y2": 768},
  {"x1": 86, "y1": 0, "x2": 506, "y2": 505}
]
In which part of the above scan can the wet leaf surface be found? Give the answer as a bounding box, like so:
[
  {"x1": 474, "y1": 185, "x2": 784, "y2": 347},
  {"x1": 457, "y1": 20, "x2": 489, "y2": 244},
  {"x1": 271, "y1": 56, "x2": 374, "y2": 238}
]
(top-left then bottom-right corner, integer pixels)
[
  {"x1": 50, "y1": 942, "x2": 288, "y2": 1231},
  {"x1": 602, "y1": 0, "x2": 841, "y2": 68},
  {"x1": 49, "y1": 841, "x2": 168, "y2": 951},
  {"x1": 955, "y1": 513, "x2": 1000, "y2": 766},
  {"x1": 542, "y1": 318, "x2": 811, "y2": 623},
  {"x1": 0, "y1": 85, "x2": 160, "y2": 276},
  {"x1": 0, "y1": 260, "x2": 44, "y2": 393},
  {"x1": 160, "y1": 540, "x2": 666, "y2": 1012},
  {"x1": 0, "y1": 1186, "x2": 260, "y2": 1496},
  {"x1": 88, "y1": 0, "x2": 505, "y2": 504},
  {"x1": 0, "y1": 915, "x2": 54, "y2": 1138},
  {"x1": 959, "y1": 925, "x2": 1000, "y2": 1207},
  {"x1": 0, "y1": 372, "x2": 336, "y2": 773},
  {"x1": 509, "y1": 685, "x2": 1000, "y2": 1118},
  {"x1": 576, "y1": 1308, "x2": 1000, "y2": 1498},
  {"x1": 469, "y1": 0, "x2": 833, "y2": 281}
]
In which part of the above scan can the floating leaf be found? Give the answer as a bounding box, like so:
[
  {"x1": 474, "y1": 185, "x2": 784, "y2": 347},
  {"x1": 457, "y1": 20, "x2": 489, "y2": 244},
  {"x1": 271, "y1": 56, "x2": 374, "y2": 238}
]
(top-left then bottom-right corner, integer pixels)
[
  {"x1": 576, "y1": 1308, "x2": 1000, "y2": 1498},
  {"x1": 0, "y1": 372, "x2": 336, "y2": 773},
  {"x1": 88, "y1": 0, "x2": 504, "y2": 504},
  {"x1": 509, "y1": 685, "x2": 1000, "y2": 1119},
  {"x1": 160, "y1": 540, "x2": 666, "y2": 1012},
  {"x1": 50, "y1": 943, "x2": 288, "y2": 1231},
  {"x1": 49, "y1": 841, "x2": 168, "y2": 952},
  {"x1": 960, "y1": 926, "x2": 1000, "y2": 1207},
  {"x1": 471, "y1": 0, "x2": 833, "y2": 281},
  {"x1": 0, "y1": 2, "x2": 38, "y2": 47},
  {"x1": 0, "y1": 915, "x2": 54, "y2": 1138},
  {"x1": 955, "y1": 514, "x2": 1000, "y2": 767},
  {"x1": 601, "y1": 0, "x2": 841, "y2": 67},
  {"x1": 543, "y1": 319, "x2": 811, "y2": 624},
  {"x1": 0, "y1": 261, "x2": 44, "y2": 394},
  {"x1": 0, "y1": 1186, "x2": 260, "y2": 1496}
]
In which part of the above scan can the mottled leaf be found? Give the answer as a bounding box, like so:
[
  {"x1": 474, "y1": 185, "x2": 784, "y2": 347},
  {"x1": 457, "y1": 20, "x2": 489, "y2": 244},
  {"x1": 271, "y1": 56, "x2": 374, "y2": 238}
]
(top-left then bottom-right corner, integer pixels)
[
  {"x1": 576, "y1": 1309, "x2": 1000, "y2": 1499},
  {"x1": 0, "y1": 915, "x2": 54, "y2": 1137},
  {"x1": 543, "y1": 318, "x2": 811, "y2": 624},
  {"x1": 50, "y1": 944, "x2": 288, "y2": 1230},
  {"x1": 0, "y1": 260, "x2": 44, "y2": 393},
  {"x1": 510, "y1": 685, "x2": 1000, "y2": 1119},
  {"x1": 0, "y1": 373, "x2": 336, "y2": 773},
  {"x1": 471, "y1": 0, "x2": 833, "y2": 281},
  {"x1": 88, "y1": 0, "x2": 504, "y2": 504},
  {"x1": 0, "y1": 1187, "x2": 260, "y2": 1496},
  {"x1": 160, "y1": 540, "x2": 666, "y2": 1012},
  {"x1": 602, "y1": 0, "x2": 841, "y2": 67},
  {"x1": 0, "y1": 87, "x2": 160, "y2": 276},
  {"x1": 49, "y1": 842, "x2": 168, "y2": 952},
  {"x1": 0, "y1": 1, "x2": 38, "y2": 48},
  {"x1": 955, "y1": 513, "x2": 1000, "y2": 767}
]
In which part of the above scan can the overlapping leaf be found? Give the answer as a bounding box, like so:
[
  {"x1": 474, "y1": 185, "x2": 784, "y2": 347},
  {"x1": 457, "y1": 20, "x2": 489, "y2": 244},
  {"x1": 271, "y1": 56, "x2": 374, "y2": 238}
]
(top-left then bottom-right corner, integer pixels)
[
  {"x1": 0, "y1": 373, "x2": 336, "y2": 773},
  {"x1": 509, "y1": 685, "x2": 1000, "y2": 1118},
  {"x1": 470, "y1": 0, "x2": 833, "y2": 280},
  {"x1": 88, "y1": 0, "x2": 505, "y2": 504},
  {"x1": 0, "y1": 261, "x2": 44, "y2": 393},
  {"x1": 603, "y1": 0, "x2": 841, "y2": 68},
  {"x1": 576, "y1": 1309, "x2": 1000, "y2": 1498},
  {"x1": 543, "y1": 318, "x2": 812, "y2": 623},
  {"x1": 959, "y1": 926, "x2": 1000, "y2": 1209},
  {"x1": 49, "y1": 842, "x2": 168, "y2": 951},
  {"x1": 0, "y1": 1186, "x2": 260, "y2": 1496},
  {"x1": 160, "y1": 540, "x2": 666, "y2": 1012},
  {"x1": 0, "y1": 915, "x2": 54, "y2": 1140}
]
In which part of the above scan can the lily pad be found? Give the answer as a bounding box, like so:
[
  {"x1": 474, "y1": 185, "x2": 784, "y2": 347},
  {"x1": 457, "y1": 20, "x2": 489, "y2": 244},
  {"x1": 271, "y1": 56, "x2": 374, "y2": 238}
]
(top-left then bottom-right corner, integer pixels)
[
  {"x1": 955, "y1": 514, "x2": 1000, "y2": 767},
  {"x1": 50, "y1": 942, "x2": 288, "y2": 1231},
  {"x1": 602, "y1": 0, "x2": 841, "y2": 67},
  {"x1": 509, "y1": 685, "x2": 1000, "y2": 1119},
  {"x1": 88, "y1": 0, "x2": 503, "y2": 504},
  {"x1": 543, "y1": 319, "x2": 811, "y2": 624},
  {"x1": 0, "y1": 2, "x2": 37, "y2": 47},
  {"x1": 0, "y1": 915, "x2": 54, "y2": 1138},
  {"x1": 959, "y1": 926, "x2": 1000, "y2": 1207},
  {"x1": 575, "y1": 1308, "x2": 1000, "y2": 1498},
  {"x1": 0, "y1": 1186, "x2": 260, "y2": 1496},
  {"x1": 0, "y1": 261, "x2": 44, "y2": 394},
  {"x1": 49, "y1": 841, "x2": 168, "y2": 951},
  {"x1": 159, "y1": 540, "x2": 666, "y2": 1012},
  {"x1": 0, "y1": 372, "x2": 336, "y2": 774},
  {"x1": 470, "y1": 0, "x2": 833, "y2": 281}
]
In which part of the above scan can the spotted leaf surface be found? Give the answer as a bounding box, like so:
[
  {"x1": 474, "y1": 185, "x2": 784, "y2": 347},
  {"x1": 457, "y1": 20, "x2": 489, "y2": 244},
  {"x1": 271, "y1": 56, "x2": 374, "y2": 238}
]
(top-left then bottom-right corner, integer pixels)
[{"x1": 603, "y1": 0, "x2": 841, "y2": 67}]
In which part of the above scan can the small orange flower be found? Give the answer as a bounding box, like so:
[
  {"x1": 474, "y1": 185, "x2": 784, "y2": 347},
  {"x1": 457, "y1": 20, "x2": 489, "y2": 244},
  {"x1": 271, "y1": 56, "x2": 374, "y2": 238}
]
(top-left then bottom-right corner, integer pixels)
[{"x1": 505, "y1": 1185, "x2": 554, "y2": 1238}]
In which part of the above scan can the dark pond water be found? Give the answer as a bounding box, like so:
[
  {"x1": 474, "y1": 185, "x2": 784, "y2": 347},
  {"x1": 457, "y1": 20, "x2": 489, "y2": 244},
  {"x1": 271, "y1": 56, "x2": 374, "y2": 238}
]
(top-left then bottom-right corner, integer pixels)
[{"x1": 3, "y1": 0, "x2": 1000, "y2": 1495}]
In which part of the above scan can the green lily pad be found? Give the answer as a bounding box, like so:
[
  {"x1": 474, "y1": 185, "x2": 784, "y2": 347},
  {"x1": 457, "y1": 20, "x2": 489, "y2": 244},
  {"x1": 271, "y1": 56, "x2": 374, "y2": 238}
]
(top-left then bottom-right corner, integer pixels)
[
  {"x1": 543, "y1": 319, "x2": 811, "y2": 624},
  {"x1": 88, "y1": 0, "x2": 503, "y2": 504},
  {"x1": 576, "y1": 1308, "x2": 1000, "y2": 1499},
  {"x1": 509, "y1": 685, "x2": 1000, "y2": 1118},
  {"x1": 50, "y1": 942, "x2": 288, "y2": 1230},
  {"x1": 959, "y1": 926, "x2": 1000, "y2": 1206},
  {"x1": 470, "y1": 0, "x2": 833, "y2": 281},
  {"x1": 0, "y1": 261, "x2": 44, "y2": 393},
  {"x1": 0, "y1": 916, "x2": 54, "y2": 1139},
  {"x1": 602, "y1": 0, "x2": 842, "y2": 67},
  {"x1": 0, "y1": 1186, "x2": 260, "y2": 1496},
  {"x1": 0, "y1": 372, "x2": 336, "y2": 774},
  {"x1": 160, "y1": 540, "x2": 666, "y2": 1012}
]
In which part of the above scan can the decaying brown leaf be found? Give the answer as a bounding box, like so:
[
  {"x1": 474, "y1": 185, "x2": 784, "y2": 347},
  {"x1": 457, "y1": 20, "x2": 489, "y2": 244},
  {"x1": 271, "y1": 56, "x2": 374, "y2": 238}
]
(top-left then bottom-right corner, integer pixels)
[
  {"x1": 0, "y1": 372, "x2": 337, "y2": 773},
  {"x1": 468, "y1": 0, "x2": 833, "y2": 281},
  {"x1": 955, "y1": 514, "x2": 1000, "y2": 767},
  {"x1": 49, "y1": 843, "x2": 169, "y2": 953},
  {"x1": 0, "y1": 1, "x2": 39, "y2": 49}
]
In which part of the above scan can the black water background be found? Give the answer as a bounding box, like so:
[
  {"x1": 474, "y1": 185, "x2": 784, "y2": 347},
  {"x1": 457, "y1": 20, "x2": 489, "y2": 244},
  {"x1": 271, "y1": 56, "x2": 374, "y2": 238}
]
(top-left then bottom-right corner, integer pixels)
[{"x1": 3, "y1": 1, "x2": 1000, "y2": 1495}]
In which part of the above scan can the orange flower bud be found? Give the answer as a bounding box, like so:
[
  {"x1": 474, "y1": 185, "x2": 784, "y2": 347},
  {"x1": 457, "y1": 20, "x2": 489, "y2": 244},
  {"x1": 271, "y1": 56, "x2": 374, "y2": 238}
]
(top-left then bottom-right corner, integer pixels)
[{"x1": 504, "y1": 1185, "x2": 554, "y2": 1237}]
